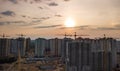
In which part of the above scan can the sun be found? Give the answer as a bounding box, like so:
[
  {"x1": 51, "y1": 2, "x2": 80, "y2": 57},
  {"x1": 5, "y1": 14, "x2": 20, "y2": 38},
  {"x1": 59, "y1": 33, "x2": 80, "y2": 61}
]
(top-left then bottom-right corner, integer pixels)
[{"x1": 65, "y1": 17, "x2": 75, "y2": 27}]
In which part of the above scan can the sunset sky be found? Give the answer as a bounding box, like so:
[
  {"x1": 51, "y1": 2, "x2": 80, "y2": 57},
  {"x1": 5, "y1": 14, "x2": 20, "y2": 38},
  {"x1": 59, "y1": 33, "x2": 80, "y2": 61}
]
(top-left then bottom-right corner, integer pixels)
[{"x1": 0, "y1": 0, "x2": 120, "y2": 39}]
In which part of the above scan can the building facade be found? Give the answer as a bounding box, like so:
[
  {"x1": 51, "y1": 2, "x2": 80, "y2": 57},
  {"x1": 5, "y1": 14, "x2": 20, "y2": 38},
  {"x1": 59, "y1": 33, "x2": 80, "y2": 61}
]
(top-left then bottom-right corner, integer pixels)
[
  {"x1": 16, "y1": 37, "x2": 27, "y2": 57},
  {"x1": 10, "y1": 39, "x2": 18, "y2": 56},
  {"x1": 66, "y1": 41, "x2": 92, "y2": 71},
  {"x1": 48, "y1": 38, "x2": 64, "y2": 57},
  {"x1": 35, "y1": 38, "x2": 47, "y2": 57},
  {"x1": 66, "y1": 38, "x2": 117, "y2": 71},
  {"x1": 0, "y1": 38, "x2": 10, "y2": 57}
]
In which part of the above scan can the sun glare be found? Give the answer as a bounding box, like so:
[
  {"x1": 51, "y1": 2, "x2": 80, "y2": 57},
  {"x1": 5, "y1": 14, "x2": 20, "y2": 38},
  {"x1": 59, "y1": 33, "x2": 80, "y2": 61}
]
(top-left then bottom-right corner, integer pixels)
[{"x1": 65, "y1": 17, "x2": 75, "y2": 27}]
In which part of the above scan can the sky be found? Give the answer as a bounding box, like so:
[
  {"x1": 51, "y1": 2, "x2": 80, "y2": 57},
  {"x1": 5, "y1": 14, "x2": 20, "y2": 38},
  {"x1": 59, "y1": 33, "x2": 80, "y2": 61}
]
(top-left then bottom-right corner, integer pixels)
[{"x1": 0, "y1": 0, "x2": 120, "y2": 39}]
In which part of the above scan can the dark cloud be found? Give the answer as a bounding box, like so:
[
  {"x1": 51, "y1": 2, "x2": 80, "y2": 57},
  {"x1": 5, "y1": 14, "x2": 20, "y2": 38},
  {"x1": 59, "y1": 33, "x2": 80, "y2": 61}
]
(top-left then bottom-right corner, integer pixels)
[
  {"x1": 30, "y1": 1, "x2": 33, "y2": 4},
  {"x1": 34, "y1": 0, "x2": 41, "y2": 2},
  {"x1": 0, "y1": 22, "x2": 9, "y2": 25},
  {"x1": 21, "y1": 15, "x2": 32, "y2": 18},
  {"x1": 8, "y1": 0, "x2": 41, "y2": 4},
  {"x1": 40, "y1": 17, "x2": 50, "y2": 20},
  {"x1": 11, "y1": 21, "x2": 26, "y2": 24},
  {"x1": 31, "y1": 17, "x2": 50, "y2": 20},
  {"x1": 29, "y1": 0, "x2": 41, "y2": 4},
  {"x1": 32, "y1": 18, "x2": 40, "y2": 19},
  {"x1": 55, "y1": 14, "x2": 62, "y2": 17},
  {"x1": 0, "y1": 21, "x2": 26, "y2": 25},
  {"x1": 1, "y1": 11, "x2": 15, "y2": 16},
  {"x1": 34, "y1": 24, "x2": 61, "y2": 28},
  {"x1": 24, "y1": 0, "x2": 28, "y2": 2},
  {"x1": 9, "y1": 0, "x2": 18, "y2": 4},
  {"x1": 5, "y1": 0, "x2": 69, "y2": 5},
  {"x1": 38, "y1": 7, "x2": 43, "y2": 9},
  {"x1": 31, "y1": 20, "x2": 41, "y2": 23},
  {"x1": 0, "y1": 15, "x2": 52, "y2": 26},
  {"x1": 64, "y1": 0, "x2": 70, "y2": 2},
  {"x1": 29, "y1": 19, "x2": 43, "y2": 25},
  {"x1": 21, "y1": 15, "x2": 26, "y2": 18},
  {"x1": 21, "y1": 20, "x2": 43, "y2": 26},
  {"x1": 48, "y1": 2, "x2": 58, "y2": 6},
  {"x1": 26, "y1": 17, "x2": 51, "y2": 25},
  {"x1": 44, "y1": 0, "x2": 51, "y2": 1}
]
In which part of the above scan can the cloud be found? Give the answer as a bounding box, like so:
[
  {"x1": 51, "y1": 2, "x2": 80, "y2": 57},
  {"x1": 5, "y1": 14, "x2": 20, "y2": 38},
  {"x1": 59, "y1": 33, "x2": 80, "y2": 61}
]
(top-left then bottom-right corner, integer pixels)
[
  {"x1": 38, "y1": 7, "x2": 43, "y2": 9},
  {"x1": 40, "y1": 17, "x2": 50, "y2": 20},
  {"x1": 0, "y1": 22, "x2": 9, "y2": 25},
  {"x1": 48, "y1": 2, "x2": 58, "y2": 6},
  {"x1": 64, "y1": 0, "x2": 70, "y2": 2},
  {"x1": 34, "y1": 24, "x2": 62, "y2": 28},
  {"x1": 55, "y1": 14, "x2": 62, "y2": 17},
  {"x1": 1, "y1": 11, "x2": 15, "y2": 16},
  {"x1": 115, "y1": 24, "x2": 120, "y2": 28},
  {"x1": 25, "y1": 17, "x2": 51, "y2": 25},
  {"x1": 7, "y1": 0, "x2": 42, "y2": 4},
  {"x1": 27, "y1": 19, "x2": 43, "y2": 25},
  {"x1": 96, "y1": 27, "x2": 118, "y2": 30},
  {"x1": 8, "y1": 0, "x2": 18, "y2": 4},
  {"x1": 34, "y1": 0, "x2": 41, "y2": 3},
  {"x1": 32, "y1": 17, "x2": 50, "y2": 20},
  {"x1": 32, "y1": 17, "x2": 40, "y2": 19},
  {"x1": 0, "y1": 21, "x2": 26, "y2": 25},
  {"x1": 0, "y1": 20, "x2": 42, "y2": 26},
  {"x1": 78, "y1": 25, "x2": 91, "y2": 30},
  {"x1": 94, "y1": 24, "x2": 120, "y2": 30},
  {"x1": 58, "y1": 25, "x2": 120, "y2": 31},
  {"x1": 11, "y1": 21, "x2": 26, "y2": 24},
  {"x1": 21, "y1": 15, "x2": 26, "y2": 18},
  {"x1": 24, "y1": 0, "x2": 28, "y2": 2},
  {"x1": 31, "y1": 20, "x2": 41, "y2": 24},
  {"x1": 58, "y1": 25, "x2": 90, "y2": 30}
]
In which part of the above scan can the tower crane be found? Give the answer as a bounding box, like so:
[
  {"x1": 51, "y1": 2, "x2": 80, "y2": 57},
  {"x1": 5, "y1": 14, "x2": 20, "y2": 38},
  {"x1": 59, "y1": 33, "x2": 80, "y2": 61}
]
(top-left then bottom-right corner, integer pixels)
[
  {"x1": 56, "y1": 32, "x2": 72, "y2": 38},
  {"x1": 0, "y1": 33, "x2": 10, "y2": 38},
  {"x1": 16, "y1": 34, "x2": 26, "y2": 38},
  {"x1": 56, "y1": 32, "x2": 89, "y2": 40},
  {"x1": 103, "y1": 35, "x2": 107, "y2": 71},
  {"x1": 72, "y1": 32, "x2": 89, "y2": 40}
]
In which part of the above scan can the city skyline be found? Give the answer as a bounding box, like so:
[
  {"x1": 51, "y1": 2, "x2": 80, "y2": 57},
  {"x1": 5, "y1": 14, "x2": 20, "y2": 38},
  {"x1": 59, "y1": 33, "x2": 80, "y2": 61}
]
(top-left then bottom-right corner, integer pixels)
[{"x1": 0, "y1": 0, "x2": 120, "y2": 39}]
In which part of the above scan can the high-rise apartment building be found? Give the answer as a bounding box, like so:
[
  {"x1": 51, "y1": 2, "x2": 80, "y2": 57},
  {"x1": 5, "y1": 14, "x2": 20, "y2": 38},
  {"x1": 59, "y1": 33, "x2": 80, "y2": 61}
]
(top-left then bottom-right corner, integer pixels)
[
  {"x1": 66, "y1": 41, "x2": 92, "y2": 71},
  {"x1": 66, "y1": 38, "x2": 117, "y2": 71},
  {"x1": 35, "y1": 38, "x2": 47, "y2": 57},
  {"x1": 16, "y1": 37, "x2": 26, "y2": 57},
  {"x1": 0, "y1": 38, "x2": 10, "y2": 57},
  {"x1": 48, "y1": 38, "x2": 63, "y2": 57}
]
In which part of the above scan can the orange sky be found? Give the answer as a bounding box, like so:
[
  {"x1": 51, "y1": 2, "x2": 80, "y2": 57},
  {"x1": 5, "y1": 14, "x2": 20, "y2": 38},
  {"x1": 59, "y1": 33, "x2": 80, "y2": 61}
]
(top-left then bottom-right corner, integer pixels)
[{"x1": 0, "y1": 0, "x2": 120, "y2": 39}]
